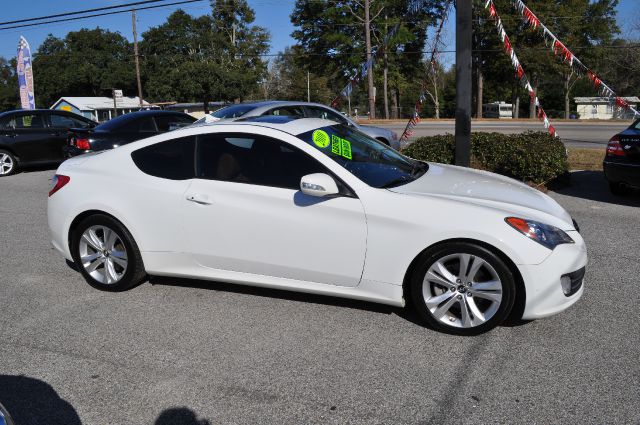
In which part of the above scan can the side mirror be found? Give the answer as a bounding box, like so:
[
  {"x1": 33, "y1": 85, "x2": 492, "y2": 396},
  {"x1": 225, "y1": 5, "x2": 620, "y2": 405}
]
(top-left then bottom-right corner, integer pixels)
[{"x1": 300, "y1": 173, "x2": 339, "y2": 197}]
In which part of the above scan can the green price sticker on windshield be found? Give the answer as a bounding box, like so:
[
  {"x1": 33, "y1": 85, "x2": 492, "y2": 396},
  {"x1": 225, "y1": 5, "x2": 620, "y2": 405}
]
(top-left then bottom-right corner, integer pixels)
[
  {"x1": 312, "y1": 130, "x2": 330, "y2": 148},
  {"x1": 331, "y1": 134, "x2": 353, "y2": 160}
]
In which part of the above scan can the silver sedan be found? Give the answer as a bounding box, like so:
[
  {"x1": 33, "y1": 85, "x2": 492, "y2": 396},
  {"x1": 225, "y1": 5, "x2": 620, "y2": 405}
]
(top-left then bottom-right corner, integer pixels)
[{"x1": 194, "y1": 101, "x2": 400, "y2": 149}]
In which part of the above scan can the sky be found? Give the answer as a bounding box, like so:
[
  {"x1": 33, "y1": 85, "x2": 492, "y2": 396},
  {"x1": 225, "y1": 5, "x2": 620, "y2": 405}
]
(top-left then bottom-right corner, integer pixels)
[{"x1": 0, "y1": 0, "x2": 638, "y2": 62}]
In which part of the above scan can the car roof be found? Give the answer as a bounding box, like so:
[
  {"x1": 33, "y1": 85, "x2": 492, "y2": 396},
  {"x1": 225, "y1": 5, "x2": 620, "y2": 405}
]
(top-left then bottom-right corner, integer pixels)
[
  {"x1": 193, "y1": 117, "x2": 338, "y2": 137},
  {"x1": 218, "y1": 100, "x2": 337, "y2": 110}
]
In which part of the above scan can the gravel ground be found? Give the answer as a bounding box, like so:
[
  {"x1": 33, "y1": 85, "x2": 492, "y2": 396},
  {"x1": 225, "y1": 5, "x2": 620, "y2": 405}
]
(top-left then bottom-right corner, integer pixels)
[{"x1": 0, "y1": 167, "x2": 638, "y2": 425}]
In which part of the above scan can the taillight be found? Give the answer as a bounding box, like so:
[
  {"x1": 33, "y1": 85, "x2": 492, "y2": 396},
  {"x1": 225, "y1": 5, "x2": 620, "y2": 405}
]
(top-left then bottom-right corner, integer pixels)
[
  {"x1": 606, "y1": 135, "x2": 625, "y2": 157},
  {"x1": 75, "y1": 138, "x2": 91, "y2": 150},
  {"x1": 49, "y1": 174, "x2": 70, "y2": 197}
]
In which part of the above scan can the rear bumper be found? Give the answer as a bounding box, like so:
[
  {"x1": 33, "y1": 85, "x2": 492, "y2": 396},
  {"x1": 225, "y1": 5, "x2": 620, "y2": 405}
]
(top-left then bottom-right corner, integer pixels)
[
  {"x1": 63, "y1": 145, "x2": 91, "y2": 158},
  {"x1": 603, "y1": 160, "x2": 640, "y2": 187},
  {"x1": 519, "y1": 231, "x2": 587, "y2": 320}
]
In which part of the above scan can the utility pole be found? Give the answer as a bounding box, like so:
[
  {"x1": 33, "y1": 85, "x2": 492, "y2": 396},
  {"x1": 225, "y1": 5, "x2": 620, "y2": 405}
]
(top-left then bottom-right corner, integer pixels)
[
  {"x1": 132, "y1": 10, "x2": 143, "y2": 107},
  {"x1": 112, "y1": 88, "x2": 118, "y2": 118},
  {"x1": 307, "y1": 70, "x2": 310, "y2": 102},
  {"x1": 364, "y1": 0, "x2": 375, "y2": 119},
  {"x1": 455, "y1": 0, "x2": 472, "y2": 167}
]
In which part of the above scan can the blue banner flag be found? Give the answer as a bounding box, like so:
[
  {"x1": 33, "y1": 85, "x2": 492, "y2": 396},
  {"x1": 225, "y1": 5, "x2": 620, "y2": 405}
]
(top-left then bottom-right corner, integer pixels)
[{"x1": 17, "y1": 36, "x2": 35, "y2": 110}]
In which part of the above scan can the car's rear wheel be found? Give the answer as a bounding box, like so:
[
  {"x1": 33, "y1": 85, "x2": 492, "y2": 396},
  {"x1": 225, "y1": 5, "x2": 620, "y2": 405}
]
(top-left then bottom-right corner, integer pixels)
[
  {"x1": 410, "y1": 242, "x2": 516, "y2": 335},
  {"x1": 0, "y1": 150, "x2": 17, "y2": 176},
  {"x1": 71, "y1": 214, "x2": 146, "y2": 291}
]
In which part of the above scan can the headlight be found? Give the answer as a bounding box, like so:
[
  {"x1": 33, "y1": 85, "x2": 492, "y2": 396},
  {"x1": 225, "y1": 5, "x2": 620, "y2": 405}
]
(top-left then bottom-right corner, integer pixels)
[{"x1": 505, "y1": 217, "x2": 574, "y2": 250}]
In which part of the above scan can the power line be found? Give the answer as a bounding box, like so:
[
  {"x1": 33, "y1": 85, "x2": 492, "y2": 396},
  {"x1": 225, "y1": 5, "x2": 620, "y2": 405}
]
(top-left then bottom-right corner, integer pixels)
[
  {"x1": 0, "y1": 0, "x2": 207, "y2": 32},
  {"x1": 0, "y1": 0, "x2": 177, "y2": 27}
]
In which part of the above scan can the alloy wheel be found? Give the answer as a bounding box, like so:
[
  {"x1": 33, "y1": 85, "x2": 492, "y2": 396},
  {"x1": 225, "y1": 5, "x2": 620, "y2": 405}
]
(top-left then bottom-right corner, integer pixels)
[
  {"x1": 79, "y1": 225, "x2": 128, "y2": 284},
  {"x1": 0, "y1": 153, "x2": 14, "y2": 175},
  {"x1": 422, "y1": 253, "x2": 503, "y2": 328}
]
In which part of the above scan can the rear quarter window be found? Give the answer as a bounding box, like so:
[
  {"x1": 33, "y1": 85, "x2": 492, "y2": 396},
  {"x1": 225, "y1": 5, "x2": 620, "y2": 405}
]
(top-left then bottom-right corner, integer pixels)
[{"x1": 131, "y1": 136, "x2": 196, "y2": 180}]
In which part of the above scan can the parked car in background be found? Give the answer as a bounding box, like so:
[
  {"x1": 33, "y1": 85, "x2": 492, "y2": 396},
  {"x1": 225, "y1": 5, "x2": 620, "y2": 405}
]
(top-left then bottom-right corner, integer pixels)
[
  {"x1": 0, "y1": 109, "x2": 96, "y2": 176},
  {"x1": 603, "y1": 119, "x2": 640, "y2": 195},
  {"x1": 65, "y1": 110, "x2": 196, "y2": 157},
  {"x1": 194, "y1": 101, "x2": 400, "y2": 149}
]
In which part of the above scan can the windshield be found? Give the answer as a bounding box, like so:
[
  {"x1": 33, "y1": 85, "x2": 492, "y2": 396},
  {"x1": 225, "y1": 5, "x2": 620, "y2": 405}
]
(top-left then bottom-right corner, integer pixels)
[
  {"x1": 211, "y1": 104, "x2": 254, "y2": 119},
  {"x1": 298, "y1": 124, "x2": 427, "y2": 188}
]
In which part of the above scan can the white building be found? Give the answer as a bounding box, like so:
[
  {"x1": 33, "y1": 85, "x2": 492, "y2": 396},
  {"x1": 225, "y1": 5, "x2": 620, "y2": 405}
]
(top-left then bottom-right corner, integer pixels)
[
  {"x1": 574, "y1": 97, "x2": 639, "y2": 120},
  {"x1": 51, "y1": 96, "x2": 150, "y2": 122}
]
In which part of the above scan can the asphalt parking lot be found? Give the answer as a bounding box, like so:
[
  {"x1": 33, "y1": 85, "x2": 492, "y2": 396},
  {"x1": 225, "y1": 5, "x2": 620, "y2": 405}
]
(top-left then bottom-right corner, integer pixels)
[{"x1": 1, "y1": 167, "x2": 639, "y2": 425}]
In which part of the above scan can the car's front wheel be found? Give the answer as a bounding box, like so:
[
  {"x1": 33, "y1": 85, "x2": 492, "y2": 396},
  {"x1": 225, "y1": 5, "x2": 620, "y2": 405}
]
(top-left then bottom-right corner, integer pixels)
[
  {"x1": 71, "y1": 214, "x2": 146, "y2": 291},
  {"x1": 0, "y1": 150, "x2": 17, "y2": 176},
  {"x1": 410, "y1": 242, "x2": 516, "y2": 335}
]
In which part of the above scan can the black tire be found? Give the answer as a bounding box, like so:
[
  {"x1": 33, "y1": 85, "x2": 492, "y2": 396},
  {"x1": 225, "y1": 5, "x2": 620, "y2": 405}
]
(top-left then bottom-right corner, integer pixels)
[
  {"x1": 70, "y1": 214, "x2": 146, "y2": 291},
  {"x1": 409, "y1": 242, "x2": 516, "y2": 336},
  {"x1": 609, "y1": 181, "x2": 629, "y2": 196},
  {"x1": 0, "y1": 149, "x2": 18, "y2": 177}
]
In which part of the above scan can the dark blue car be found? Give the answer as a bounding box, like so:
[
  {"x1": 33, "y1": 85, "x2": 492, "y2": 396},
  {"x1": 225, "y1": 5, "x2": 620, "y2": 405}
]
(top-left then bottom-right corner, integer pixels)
[{"x1": 604, "y1": 119, "x2": 640, "y2": 195}]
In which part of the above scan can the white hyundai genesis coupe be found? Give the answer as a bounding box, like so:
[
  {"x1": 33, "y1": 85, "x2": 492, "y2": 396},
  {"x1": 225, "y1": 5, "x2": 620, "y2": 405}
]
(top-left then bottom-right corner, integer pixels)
[{"x1": 48, "y1": 116, "x2": 587, "y2": 335}]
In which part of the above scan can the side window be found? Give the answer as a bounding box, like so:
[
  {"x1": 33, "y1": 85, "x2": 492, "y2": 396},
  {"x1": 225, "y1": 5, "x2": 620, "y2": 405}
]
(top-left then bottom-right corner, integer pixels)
[
  {"x1": 155, "y1": 115, "x2": 194, "y2": 132},
  {"x1": 139, "y1": 117, "x2": 157, "y2": 132},
  {"x1": 14, "y1": 114, "x2": 44, "y2": 129},
  {"x1": 131, "y1": 136, "x2": 196, "y2": 180},
  {"x1": 0, "y1": 117, "x2": 9, "y2": 130},
  {"x1": 51, "y1": 113, "x2": 91, "y2": 129},
  {"x1": 306, "y1": 107, "x2": 349, "y2": 125},
  {"x1": 263, "y1": 106, "x2": 305, "y2": 118},
  {"x1": 197, "y1": 133, "x2": 326, "y2": 190}
]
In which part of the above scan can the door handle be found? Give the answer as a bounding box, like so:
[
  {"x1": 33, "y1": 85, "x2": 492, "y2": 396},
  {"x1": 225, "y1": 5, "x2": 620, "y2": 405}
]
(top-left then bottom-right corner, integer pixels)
[{"x1": 186, "y1": 194, "x2": 212, "y2": 205}]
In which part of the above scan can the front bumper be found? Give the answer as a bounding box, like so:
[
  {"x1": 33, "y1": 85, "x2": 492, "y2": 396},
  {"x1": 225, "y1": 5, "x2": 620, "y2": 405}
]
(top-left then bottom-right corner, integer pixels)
[
  {"x1": 519, "y1": 230, "x2": 587, "y2": 320},
  {"x1": 603, "y1": 160, "x2": 640, "y2": 188}
]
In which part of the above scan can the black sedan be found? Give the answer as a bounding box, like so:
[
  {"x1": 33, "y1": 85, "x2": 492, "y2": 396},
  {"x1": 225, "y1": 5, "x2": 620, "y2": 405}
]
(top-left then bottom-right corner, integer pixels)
[
  {"x1": 0, "y1": 109, "x2": 96, "y2": 176},
  {"x1": 65, "y1": 110, "x2": 196, "y2": 157},
  {"x1": 603, "y1": 119, "x2": 640, "y2": 195}
]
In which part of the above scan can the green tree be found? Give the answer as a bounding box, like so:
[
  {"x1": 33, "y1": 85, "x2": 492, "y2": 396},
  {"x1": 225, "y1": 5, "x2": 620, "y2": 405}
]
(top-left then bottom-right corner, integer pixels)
[
  {"x1": 291, "y1": 0, "x2": 445, "y2": 118},
  {"x1": 141, "y1": 3, "x2": 269, "y2": 109},
  {"x1": 33, "y1": 29, "x2": 136, "y2": 107},
  {"x1": 260, "y1": 46, "x2": 333, "y2": 103},
  {"x1": 0, "y1": 57, "x2": 18, "y2": 111}
]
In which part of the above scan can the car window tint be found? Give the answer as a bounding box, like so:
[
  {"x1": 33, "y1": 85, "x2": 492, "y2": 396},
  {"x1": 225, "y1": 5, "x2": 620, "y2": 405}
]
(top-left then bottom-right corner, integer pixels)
[
  {"x1": 263, "y1": 106, "x2": 305, "y2": 118},
  {"x1": 14, "y1": 114, "x2": 44, "y2": 128},
  {"x1": 0, "y1": 117, "x2": 9, "y2": 129},
  {"x1": 155, "y1": 114, "x2": 195, "y2": 132},
  {"x1": 51, "y1": 113, "x2": 91, "y2": 128},
  {"x1": 131, "y1": 136, "x2": 196, "y2": 180},
  {"x1": 197, "y1": 133, "x2": 326, "y2": 190},
  {"x1": 211, "y1": 104, "x2": 253, "y2": 119},
  {"x1": 306, "y1": 107, "x2": 348, "y2": 124},
  {"x1": 139, "y1": 117, "x2": 156, "y2": 132}
]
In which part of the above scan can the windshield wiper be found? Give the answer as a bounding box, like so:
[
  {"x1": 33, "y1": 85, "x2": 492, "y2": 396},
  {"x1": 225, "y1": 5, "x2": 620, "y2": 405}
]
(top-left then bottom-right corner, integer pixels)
[
  {"x1": 380, "y1": 177, "x2": 413, "y2": 188},
  {"x1": 411, "y1": 161, "x2": 429, "y2": 177}
]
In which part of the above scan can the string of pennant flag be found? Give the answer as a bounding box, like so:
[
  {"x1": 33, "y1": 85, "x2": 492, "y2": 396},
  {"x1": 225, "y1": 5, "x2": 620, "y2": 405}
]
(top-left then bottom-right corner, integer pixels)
[
  {"x1": 508, "y1": 0, "x2": 640, "y2": 118},
  {"x1": 485, "y1": 0, "x2": 558, "y2": 137},
  {"x1": 399, "y1": 1, "x2": 452, "y2": 142}
]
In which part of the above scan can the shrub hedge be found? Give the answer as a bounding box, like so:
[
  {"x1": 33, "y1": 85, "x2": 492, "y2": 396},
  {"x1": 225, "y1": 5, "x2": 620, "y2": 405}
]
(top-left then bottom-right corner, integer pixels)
[{"x1": 401, "y1": 131, "x2": 568, "y2": 185}]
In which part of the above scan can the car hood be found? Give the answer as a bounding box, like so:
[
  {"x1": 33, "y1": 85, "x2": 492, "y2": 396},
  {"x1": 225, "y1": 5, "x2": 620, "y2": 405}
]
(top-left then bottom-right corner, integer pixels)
[{"x1": 388, "y1": 163, "x2": 573, "y2": 229}]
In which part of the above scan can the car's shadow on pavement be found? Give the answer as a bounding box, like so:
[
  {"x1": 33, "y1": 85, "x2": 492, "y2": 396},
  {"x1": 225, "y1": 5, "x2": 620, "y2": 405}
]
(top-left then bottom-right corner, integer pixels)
[
  {"x1": 0, "y1": 374, "x2": 82, "y2": 425},
  {"x1": 553, "y1": 170, "x2": 640, "y2": 206},
  {"x1": 155, "y1": 407, "x2": 211, "y2": 425},
  {"x1": 148, "y1": 276, "x2": 528, "y2": 332}
]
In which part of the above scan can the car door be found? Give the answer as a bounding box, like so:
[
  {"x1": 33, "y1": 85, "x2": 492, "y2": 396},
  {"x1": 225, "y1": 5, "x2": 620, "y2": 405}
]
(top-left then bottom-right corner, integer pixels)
[
  {"x1": 8, "y1": 112, "x2": 50, "y2": 162},
  {"x1": 47, "y1": 112, "x2": 95, "y2": 161},
  {"x1": 182, "y1": 132, "x2": 367, "y2": 287}
]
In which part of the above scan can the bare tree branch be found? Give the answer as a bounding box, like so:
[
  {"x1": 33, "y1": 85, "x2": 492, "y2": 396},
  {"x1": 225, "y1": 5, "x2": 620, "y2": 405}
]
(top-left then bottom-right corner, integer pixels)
[{"x1": 345, "y1": 2, "x2": 365, "y2": 23}]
